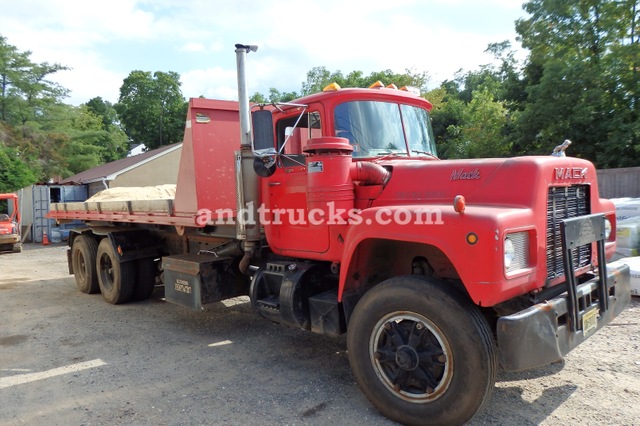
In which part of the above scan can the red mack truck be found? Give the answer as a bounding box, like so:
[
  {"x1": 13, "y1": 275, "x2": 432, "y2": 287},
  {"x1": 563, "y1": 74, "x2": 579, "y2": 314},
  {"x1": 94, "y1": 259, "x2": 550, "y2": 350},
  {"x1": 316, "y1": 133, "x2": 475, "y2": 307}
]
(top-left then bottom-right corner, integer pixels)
[{"x1": 48, "y1": 45, "x2": 631, "y2": 425}]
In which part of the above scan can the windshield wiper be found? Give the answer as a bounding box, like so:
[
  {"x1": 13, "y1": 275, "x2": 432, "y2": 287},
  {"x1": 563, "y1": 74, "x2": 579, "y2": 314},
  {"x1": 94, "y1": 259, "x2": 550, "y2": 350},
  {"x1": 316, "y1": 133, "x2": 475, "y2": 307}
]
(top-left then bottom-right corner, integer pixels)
[
  {"x1": 376, "y1": 151, "x2": 407, "y2": 156},
  {"x1": 411, "y1": 150, "x2": 439, "y2": 159}
]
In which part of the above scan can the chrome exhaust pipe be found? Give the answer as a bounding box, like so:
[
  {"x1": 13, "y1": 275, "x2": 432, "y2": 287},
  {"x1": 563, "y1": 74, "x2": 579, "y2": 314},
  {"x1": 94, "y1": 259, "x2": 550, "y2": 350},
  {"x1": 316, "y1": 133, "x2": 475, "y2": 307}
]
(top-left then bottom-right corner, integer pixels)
[{"x1": 234, "y1": 44, "x2": 261, "y2": 269}]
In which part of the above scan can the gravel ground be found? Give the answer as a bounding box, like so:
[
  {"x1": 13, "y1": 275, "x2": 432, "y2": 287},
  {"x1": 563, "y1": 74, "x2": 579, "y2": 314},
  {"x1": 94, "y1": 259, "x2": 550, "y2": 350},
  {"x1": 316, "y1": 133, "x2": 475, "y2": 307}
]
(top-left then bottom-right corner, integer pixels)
[{"x1": 1, "y1": 244, "x2": 639, "y2": 425}]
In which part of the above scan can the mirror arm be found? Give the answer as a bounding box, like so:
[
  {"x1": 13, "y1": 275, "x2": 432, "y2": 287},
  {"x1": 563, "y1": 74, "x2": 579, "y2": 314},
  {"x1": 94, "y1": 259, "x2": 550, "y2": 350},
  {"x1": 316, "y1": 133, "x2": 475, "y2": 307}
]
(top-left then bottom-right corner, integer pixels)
[{"x1": 278, "y1": 106, "x2": 307, "y2": 155}]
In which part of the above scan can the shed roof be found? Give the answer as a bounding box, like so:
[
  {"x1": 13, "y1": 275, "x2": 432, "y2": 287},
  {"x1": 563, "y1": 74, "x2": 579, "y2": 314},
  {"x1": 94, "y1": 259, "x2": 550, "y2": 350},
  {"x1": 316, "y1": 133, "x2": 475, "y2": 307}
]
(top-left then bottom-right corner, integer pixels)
[{"x1": 61, "y1": 143, "x2": 182, "y2": 185}]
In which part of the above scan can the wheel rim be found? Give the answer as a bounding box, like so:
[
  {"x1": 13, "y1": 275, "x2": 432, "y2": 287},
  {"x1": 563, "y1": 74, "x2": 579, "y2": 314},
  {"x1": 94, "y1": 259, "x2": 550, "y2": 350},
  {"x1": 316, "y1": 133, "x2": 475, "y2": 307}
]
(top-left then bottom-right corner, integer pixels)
[
  {"x1": 370, "y1": 312, "x2": 453, "y2": 403},
  {"x1": 99, "y1": 252, "x2": 115, "y2": 292},
  {"x1": 76, "y1": 250, "x2": 87, "y2": 282}
]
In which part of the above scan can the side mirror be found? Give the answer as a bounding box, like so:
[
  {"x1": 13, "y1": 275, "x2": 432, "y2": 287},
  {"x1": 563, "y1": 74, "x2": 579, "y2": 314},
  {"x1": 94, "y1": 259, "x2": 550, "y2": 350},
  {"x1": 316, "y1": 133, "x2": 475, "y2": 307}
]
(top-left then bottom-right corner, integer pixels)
[
  {"x1": 252, "y1": 109, "x2": 274, "y2": 151},
  {"x1": 251, "y1": 109, "x2": 277, "y2": 177}
]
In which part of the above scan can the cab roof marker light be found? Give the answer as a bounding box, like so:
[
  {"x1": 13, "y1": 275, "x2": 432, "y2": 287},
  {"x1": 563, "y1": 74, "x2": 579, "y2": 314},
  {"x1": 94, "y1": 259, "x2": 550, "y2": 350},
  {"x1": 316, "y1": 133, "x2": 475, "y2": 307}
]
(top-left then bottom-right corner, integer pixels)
[
  {"x1": 400, "y1": 86, "x2": 421, "y2": 96},
  {"x1": 385, "y1": 83, "x2": 398, "y2": 90},
  {"x1": 323, "y1": 82, "x2": 341, "y2": 92},
  {"x1": 369, "y1": 81, "x2": 385, "y2": 89}
]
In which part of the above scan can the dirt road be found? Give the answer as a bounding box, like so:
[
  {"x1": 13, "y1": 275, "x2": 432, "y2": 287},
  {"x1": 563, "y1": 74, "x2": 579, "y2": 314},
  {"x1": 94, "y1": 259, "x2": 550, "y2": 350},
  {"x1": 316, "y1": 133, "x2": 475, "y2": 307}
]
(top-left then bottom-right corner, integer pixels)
[{"x1": 1, "y1": 244, "x2": 639, "y2": 425}]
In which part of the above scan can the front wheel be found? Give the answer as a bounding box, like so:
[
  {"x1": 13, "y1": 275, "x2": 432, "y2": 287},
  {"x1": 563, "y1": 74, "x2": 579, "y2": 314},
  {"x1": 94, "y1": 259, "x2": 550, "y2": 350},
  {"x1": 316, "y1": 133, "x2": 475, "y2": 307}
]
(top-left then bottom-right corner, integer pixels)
[{"x1": 347, "y1": 276, "x2": 497, "y2": 426}]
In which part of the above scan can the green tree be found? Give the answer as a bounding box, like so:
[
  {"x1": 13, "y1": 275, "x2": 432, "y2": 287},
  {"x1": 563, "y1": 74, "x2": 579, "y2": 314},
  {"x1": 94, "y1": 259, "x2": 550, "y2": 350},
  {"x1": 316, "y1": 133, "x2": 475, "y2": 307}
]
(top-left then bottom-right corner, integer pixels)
[
  {"x1": 249, "y1": 92, "x2": 267, "y2": 103},
  {"x1": 0, "y1": 34, "x2": 135, "y2": 181},
  {"x1": 431, "y1": 85, "x2": 509, "y2": 159},
  {"x1": 462, "y1": 87, "x2": 510, "y2": 158},
  {"x1": 0, "y1": 35, "x2": 69, "y2": 133},
  {"x1": 86, "y1": 96, "x2": 118, "y2": 129},
  {"x1": 251, "y1": 66, "x2": 431, "y2": 103},
  {"x1": 0, "y1": 144, "x2": 37, "y2": 192},
  {"x1": 300, "y1": 66, "x2": 430, "y2": 96},
  {"x1": 45, "y1": 104, "x2": 129, "y2": 176},
  {"x1": 115, "y1": 71, "x2": 187, "y2": 149},
  {"x1": 429, "y1": 41, "x2": 522, "y2": 159},
  {"x1": 84, "y1": 97, "x2": 129, "y2": 162},
  {"x1": 0, "y1": 35, "x2": 32, "y2": 123},
  {"x1": 515, "y1": 0, "x2": 640, "y2": 167}
]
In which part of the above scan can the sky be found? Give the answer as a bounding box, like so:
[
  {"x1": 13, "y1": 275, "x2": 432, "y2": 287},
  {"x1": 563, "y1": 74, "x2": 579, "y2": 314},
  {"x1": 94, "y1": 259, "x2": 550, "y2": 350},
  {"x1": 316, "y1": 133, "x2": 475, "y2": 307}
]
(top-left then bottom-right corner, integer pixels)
[{"x1": 1, "y1": 0, "x2": 529, "y2": 106}]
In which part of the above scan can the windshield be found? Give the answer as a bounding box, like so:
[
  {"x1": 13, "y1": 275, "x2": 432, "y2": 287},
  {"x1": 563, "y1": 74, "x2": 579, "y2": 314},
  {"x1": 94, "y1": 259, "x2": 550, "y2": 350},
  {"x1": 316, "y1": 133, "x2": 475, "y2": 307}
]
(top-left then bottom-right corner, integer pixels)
[{"x1": 334, "y1": 100, "x2": 437, "y2": 158}]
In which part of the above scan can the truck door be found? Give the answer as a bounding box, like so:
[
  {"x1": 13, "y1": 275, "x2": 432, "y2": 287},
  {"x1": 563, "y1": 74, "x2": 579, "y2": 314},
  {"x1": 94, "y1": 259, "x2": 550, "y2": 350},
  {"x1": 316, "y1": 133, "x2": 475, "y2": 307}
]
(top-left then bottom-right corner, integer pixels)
[{"x1": 262, "y1": 110, "x2": 330, "y2": 254}]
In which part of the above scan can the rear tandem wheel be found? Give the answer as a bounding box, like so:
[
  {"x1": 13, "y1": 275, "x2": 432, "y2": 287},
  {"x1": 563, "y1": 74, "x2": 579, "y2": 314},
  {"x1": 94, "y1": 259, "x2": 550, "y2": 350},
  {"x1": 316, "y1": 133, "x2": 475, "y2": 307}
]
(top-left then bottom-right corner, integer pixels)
[
  {"x1": 70, "y1": 235, "x2": 99, "y2": 294},
  {"x1": 96, "y1": 238, "x2": 135, "y2": 304}
]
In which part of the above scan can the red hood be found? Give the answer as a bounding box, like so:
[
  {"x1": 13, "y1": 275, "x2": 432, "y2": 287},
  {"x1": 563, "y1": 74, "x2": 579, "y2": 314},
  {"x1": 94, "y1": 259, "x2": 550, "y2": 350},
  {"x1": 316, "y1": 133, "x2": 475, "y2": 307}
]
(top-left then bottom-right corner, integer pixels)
[{"x1": 372, "y1": 156, "x2": 599, "y2": 208}]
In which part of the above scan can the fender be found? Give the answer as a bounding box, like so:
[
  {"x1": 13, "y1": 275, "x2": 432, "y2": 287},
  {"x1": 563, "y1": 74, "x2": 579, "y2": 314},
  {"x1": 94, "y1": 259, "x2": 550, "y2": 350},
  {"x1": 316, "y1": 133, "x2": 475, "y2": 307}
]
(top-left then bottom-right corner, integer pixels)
[
  {"x1": 70, "y1": 227, "x2": 165, "y2": 263},
  {"x1": 338, "y1": 204, "x2": 543, "y2": 307}
]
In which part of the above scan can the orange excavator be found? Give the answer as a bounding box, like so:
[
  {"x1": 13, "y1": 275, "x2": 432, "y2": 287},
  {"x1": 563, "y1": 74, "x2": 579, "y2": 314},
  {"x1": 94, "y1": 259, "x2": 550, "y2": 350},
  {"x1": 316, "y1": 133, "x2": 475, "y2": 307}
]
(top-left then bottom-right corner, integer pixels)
[{"x1": 0, "y1": 193, "x2": 22, "y2": 253}]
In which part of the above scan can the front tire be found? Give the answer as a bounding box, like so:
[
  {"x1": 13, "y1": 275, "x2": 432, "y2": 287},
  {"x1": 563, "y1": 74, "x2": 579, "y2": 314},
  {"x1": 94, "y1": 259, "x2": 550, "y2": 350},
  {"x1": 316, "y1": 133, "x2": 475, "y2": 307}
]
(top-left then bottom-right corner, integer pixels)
[
  {"x1": 96, "y1": 238, "x2": 134, "y2": 304},
  {"x1": 347, "y1": 276, "x2": 497, "y2": 426}
]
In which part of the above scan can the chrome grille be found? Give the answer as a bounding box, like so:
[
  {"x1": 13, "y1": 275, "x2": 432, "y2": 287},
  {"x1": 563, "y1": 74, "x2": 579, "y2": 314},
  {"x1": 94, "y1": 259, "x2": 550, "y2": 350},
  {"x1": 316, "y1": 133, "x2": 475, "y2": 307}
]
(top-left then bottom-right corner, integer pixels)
[{"x1": 546, "y1": 185, "x2": 591, "y2": 280}]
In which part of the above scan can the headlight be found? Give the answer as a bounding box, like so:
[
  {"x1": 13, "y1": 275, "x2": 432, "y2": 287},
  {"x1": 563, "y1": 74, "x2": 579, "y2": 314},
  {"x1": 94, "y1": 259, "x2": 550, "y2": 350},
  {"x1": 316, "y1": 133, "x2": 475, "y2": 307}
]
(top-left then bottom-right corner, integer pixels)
[
  {"x1": 504, "y1": 238, "x2": 516, "y2": 269},
  {"x1": 604, "y1": 217, "x2": 612, "y2": 240},
  {"x1": 504, "y1": 232, "x2": 530, "y2": 273}
]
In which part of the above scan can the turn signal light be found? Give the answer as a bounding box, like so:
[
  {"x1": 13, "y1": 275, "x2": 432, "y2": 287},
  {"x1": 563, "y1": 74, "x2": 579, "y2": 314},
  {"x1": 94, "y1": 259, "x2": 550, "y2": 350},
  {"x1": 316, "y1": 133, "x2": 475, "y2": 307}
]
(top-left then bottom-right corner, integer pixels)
[{"x1": 453, "y1": 195, "x2": 466, "y2": 213}]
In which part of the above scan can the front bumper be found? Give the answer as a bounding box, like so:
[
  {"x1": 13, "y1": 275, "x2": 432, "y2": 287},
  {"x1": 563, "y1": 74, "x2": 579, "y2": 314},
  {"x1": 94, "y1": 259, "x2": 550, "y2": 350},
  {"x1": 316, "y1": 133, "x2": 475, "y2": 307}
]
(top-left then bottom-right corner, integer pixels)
[
  {"x1": 497, "y1": 260, "x2": 631, "y2": 372},
  {"x1": 498, "y1": 213, "x2": 631, "y2": 372}
]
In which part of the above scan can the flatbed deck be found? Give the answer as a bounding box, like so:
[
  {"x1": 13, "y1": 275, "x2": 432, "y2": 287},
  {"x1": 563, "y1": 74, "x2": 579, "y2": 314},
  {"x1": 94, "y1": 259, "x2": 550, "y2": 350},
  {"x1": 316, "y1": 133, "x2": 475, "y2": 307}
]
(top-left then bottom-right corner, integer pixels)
[{"x1": 48, "y1": 199, "x2": 201, "y2": 227}]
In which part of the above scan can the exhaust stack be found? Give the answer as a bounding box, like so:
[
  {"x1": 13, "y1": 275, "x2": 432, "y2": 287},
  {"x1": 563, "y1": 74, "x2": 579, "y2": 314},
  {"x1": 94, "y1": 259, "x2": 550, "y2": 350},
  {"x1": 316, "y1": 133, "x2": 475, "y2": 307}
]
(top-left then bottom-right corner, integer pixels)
[
  {"x1": 234, "y1": 44, "x2": 260, "y2": 272},
  {"x1": 235, "y1": 44, "x2": 258, "y2": 148}
]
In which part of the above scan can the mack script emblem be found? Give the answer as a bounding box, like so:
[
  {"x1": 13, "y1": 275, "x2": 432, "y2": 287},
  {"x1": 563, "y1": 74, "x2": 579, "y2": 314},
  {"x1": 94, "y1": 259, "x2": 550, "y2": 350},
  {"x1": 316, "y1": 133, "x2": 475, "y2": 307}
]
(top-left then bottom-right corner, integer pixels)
[
  {"x1": 451, "y1": 168, "x2": 481, "y2": 181},
  {"x1": 554, "y1": 167, "x2": 588, "y2": 180}
]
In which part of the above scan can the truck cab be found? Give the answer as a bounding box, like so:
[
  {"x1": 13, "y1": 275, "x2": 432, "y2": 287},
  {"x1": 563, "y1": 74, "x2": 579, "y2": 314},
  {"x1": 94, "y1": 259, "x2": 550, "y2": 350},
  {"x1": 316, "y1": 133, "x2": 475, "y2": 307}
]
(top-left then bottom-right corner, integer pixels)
[{"x1": 247, "y1": 78, "x2": 630, "y2": 423}]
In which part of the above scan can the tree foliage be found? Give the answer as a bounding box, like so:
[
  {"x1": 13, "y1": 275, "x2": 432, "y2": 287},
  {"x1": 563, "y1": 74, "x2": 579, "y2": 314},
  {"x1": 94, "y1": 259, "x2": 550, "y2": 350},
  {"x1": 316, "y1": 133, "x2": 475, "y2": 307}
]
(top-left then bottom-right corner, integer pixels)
[
  {"x1": 84, "y1": 97, "x2": 129, "y2": 162},
  {"x1": 0, "y1": 35, "x2": 131, "y2": 188},
  {"x1": 250, "y1": 66, "x2": 430, "y2": 103},
  {"x1": 250, "y1": 1, "x2": 639, "y2": 168},
  {"x1": 3, "y1": 0, "x2": 640, "y2": 180},
  {"x1": 423, "y1": 0, "x2": 640, "y2": 166},
  {"x1": 514, "y1": 0, "x2": 640, "y2": 166},
  {"x1": 115, "y1": 71, "x2": 187, "y2": 150},
  {"x1": 0, "y1": 148, "x2": 36, "y2": 193}
]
